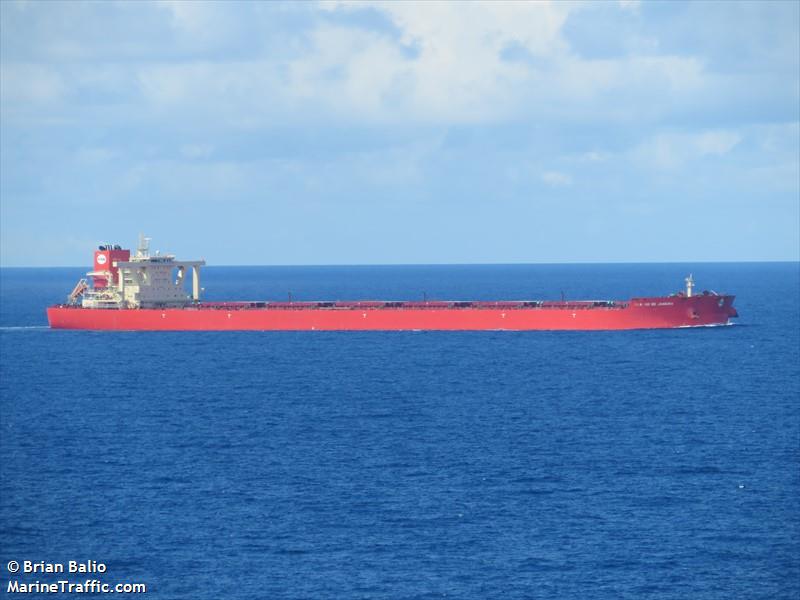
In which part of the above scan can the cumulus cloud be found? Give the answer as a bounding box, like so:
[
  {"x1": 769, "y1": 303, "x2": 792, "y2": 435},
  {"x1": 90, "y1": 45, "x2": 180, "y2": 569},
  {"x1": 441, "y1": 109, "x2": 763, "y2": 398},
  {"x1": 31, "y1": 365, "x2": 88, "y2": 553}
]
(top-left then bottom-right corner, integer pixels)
[
  {"x1": 298, "y1": 1, "x2": 707, "y2": 123},
  {"x1": 0, "y1": 0, "x2": 709, "y2": 126},
  {"x1": 282, "y1": 2, "x2": 571, "y2": 123}
]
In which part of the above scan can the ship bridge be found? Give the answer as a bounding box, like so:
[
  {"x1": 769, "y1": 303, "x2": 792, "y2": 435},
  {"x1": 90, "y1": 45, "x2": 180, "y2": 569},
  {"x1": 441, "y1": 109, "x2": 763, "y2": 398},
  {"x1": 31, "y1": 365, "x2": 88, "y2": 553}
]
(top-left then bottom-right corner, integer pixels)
[{"x1": 80, "y1": 235, "x2": 205, "y2": 309}]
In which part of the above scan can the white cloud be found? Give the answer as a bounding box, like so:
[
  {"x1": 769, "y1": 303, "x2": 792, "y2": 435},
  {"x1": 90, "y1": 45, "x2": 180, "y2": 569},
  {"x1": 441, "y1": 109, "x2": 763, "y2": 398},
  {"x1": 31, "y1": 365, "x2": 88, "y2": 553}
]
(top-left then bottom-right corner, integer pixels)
[
  {"x1": 299, "y1": 1, "x2": 576, "y2": 122},
  {"x1": 156, "y1": 0, "x2": 238, "y2": 45},
  {"x1": 282, "y1": 2, "x2": 711, "y2": 124},
  {"x1": 132, "y1": 2, "x2": 582, "y2": 125},
  {"x1": 0, "y1": 1, "x2": 720, "y2": 127},
  {"x1": 632, "y1": 130, "x2": 741, "y2": 169},
  {"x1": 541, "y1": 171, "x2": 572, "y2": 187},
  {"x1": 693, "y1": 130, "x2": 741, "y2": 156},
  {"x1": 286, "y1": 25, "x2": 411, "y2": 119}
]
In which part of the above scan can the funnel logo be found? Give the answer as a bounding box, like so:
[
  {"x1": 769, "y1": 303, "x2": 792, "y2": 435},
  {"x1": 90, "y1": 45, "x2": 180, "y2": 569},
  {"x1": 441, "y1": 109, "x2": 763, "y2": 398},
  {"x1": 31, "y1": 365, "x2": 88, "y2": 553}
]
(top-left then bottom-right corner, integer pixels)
[{"x1": 96, "y1": 254, "x2": 107, "y2": 265}]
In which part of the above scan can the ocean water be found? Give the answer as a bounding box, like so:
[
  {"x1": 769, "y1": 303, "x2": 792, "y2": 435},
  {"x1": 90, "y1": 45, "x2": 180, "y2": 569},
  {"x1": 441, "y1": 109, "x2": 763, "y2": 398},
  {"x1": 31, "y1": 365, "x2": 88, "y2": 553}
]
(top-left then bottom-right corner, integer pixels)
[{"x1": 1, "y1": 262, "x2": 798, "y2": 599}]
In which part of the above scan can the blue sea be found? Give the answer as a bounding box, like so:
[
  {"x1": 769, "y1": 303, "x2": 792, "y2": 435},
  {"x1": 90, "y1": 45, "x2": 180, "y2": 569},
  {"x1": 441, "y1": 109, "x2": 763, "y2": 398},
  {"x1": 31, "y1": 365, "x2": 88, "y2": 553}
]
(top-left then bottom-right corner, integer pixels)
[{"x1": 1, "y1": 263, "x2": 798, "y2": 599}]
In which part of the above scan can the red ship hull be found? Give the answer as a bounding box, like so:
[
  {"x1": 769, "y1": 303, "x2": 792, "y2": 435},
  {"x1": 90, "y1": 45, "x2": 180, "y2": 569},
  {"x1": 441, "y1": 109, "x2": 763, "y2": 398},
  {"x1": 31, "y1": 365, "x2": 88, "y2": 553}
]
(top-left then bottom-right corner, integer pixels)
[{"x1": 47, "y1": 294, "x2": 737, "y2": 331}]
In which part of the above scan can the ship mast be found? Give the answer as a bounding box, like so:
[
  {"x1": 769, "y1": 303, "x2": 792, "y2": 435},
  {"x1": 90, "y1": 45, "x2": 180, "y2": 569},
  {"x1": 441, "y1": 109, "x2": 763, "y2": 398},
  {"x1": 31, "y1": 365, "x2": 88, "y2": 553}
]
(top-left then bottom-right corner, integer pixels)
[
  {"x1": 685, "y1": 274, "x2": 694, "y2": 297},
  {"x1": 136, "y1": 233, "x2": 151, "y2": 259}
]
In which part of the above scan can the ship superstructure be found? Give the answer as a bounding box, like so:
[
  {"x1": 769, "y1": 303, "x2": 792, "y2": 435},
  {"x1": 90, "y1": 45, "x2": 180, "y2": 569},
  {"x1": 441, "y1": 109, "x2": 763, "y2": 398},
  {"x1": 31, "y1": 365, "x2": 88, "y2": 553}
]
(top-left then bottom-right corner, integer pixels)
[
  {"x1": 49, "y1": 237, "x2": 738, "y2": 331},
  {"x1": 73, "y1": 235, "x2": 205, "y2": 309}
]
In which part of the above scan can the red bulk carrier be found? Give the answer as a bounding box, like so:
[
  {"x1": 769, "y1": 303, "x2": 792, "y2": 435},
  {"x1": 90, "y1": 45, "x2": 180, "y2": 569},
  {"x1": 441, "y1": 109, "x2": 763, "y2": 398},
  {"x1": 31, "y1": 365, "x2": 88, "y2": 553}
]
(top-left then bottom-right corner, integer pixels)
[{"x1": 47, "y1": 237, "x2": 738, "y2": 331}]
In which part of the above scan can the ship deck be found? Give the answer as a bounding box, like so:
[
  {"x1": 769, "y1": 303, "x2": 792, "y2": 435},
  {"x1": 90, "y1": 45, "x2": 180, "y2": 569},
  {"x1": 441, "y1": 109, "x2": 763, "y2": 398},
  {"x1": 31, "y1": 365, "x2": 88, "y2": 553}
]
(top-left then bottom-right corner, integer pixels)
[{"x1": 54, "y1": 300, "x2": 628, "y2": 311}]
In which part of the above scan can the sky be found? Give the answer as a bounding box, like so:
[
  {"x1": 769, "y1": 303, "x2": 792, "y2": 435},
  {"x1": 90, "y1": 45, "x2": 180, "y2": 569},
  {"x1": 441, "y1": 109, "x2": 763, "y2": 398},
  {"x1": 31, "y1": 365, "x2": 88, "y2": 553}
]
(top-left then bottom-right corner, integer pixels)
[{"x1": 1, "y1": 0, "x2": 798, "y2": 267}]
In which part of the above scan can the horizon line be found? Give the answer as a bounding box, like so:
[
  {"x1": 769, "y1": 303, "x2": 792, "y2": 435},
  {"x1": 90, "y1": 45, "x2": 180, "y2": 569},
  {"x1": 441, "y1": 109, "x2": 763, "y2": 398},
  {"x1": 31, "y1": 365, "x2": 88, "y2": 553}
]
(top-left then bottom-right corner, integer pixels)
[{"x1": 1, "y1": 259, "x2": 798, "y2": 269}]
